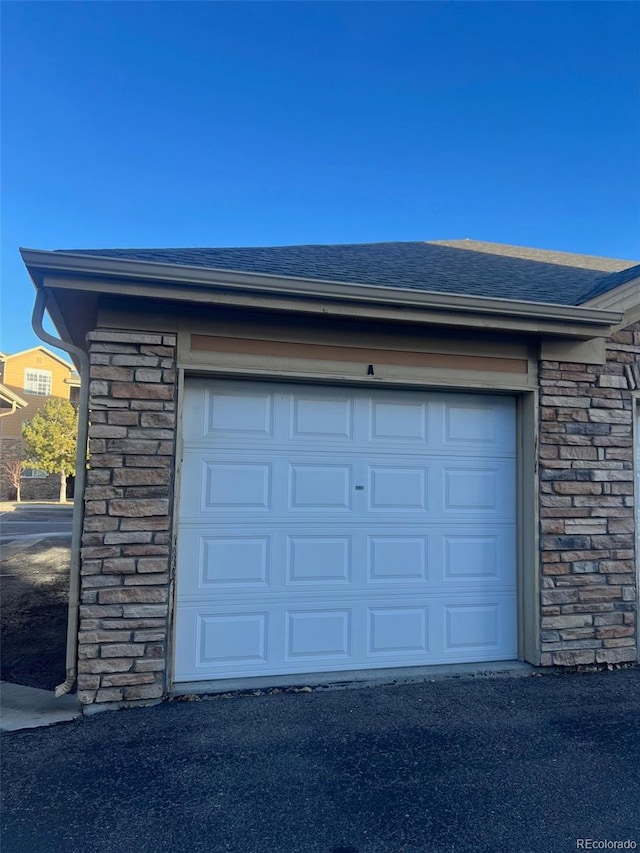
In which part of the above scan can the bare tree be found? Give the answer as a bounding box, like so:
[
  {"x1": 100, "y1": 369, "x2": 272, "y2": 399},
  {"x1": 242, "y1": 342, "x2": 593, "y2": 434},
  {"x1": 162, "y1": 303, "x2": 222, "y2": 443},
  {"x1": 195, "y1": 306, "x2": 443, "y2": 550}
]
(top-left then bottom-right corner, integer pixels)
[{"x1": 2, "y1": 459, "x2": 23, "y2": 503}]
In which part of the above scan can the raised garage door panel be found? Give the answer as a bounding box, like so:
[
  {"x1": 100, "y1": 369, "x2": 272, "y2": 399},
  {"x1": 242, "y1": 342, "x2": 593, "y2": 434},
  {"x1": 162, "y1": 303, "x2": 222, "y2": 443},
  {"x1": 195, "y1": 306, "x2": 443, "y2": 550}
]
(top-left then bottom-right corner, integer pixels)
[{"x1": 175, "y1": 380, "x2": 517, "y2": 682}]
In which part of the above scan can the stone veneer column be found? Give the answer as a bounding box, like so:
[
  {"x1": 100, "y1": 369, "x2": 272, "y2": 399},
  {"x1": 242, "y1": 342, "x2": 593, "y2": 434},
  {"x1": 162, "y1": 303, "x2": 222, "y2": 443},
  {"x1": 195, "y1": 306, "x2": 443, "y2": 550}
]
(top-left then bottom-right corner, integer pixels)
[
  {"x1": 77, "y1": 330, "x2": 177, "y2": 704},
  {"x1": 539, "y1": 323, "x2": 639, "y2": 667}
]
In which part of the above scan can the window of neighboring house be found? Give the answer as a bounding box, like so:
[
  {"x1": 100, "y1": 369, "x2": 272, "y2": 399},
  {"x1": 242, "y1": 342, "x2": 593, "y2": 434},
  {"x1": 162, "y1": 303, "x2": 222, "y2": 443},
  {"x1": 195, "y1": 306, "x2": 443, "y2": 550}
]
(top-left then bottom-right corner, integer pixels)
[
  {"x1": 21, "y1": 468, "x2": 47, "y2": 479},
  {"x1": 24, "y1": 369, "x2": 52, "y2": 396}
]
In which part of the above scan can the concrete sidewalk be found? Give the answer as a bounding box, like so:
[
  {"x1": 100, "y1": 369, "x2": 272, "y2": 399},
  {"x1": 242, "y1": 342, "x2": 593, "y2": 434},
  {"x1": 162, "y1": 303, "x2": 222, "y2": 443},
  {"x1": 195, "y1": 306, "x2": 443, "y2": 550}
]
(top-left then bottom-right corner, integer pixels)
[
  {"x1": 0, "y1": 502, "x2": 74, "y2": 511},
  {"x1": 0, "y1": 501, "x2": 73, "y2": 550},
  {"x1": 0, "y1": 682, "x2": 81, "y2": 732}
]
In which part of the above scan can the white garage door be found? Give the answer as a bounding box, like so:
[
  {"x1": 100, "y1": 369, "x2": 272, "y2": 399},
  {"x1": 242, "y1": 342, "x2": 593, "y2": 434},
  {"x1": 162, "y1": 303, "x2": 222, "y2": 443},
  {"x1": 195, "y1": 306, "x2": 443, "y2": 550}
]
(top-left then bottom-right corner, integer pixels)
[{"x1": 174, "y1": 379, "x2": 517, "y2": 683}]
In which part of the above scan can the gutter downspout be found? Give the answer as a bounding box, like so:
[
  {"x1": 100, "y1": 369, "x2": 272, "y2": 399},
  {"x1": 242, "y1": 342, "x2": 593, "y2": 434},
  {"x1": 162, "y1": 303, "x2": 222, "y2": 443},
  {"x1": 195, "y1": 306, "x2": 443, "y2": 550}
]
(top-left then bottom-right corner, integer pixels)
[
  {"x1": 0, "y1": 402, "x2": 18, "y2": 417},
  {"x1": 31, "y1": 289, "x2": 90, "y2": 698}
]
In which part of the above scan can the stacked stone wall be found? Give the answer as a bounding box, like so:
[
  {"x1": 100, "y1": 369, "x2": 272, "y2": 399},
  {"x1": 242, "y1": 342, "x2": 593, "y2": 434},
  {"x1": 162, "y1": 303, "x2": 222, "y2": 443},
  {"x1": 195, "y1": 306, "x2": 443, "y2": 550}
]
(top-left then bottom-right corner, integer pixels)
[
  {"x1": 0, "y1": 438, "x2": 23, "y2": 500},
  {"x1": 539, "y1": 323, "x2": 639, "y2": 666},
  {"x1": 21, "y1": 472, "x2": 62, "y2": 501},
  {"x1": 77, "y1": 330, "x2": 177, "y2": 704}
]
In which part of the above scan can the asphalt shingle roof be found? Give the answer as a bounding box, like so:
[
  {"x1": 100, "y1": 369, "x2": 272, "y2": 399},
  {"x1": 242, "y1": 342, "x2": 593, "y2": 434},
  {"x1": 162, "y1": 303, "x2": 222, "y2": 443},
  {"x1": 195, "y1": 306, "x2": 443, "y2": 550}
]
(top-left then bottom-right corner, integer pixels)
[{"x1": 57, "y1": 240, "x2": 640, "y2": 306}]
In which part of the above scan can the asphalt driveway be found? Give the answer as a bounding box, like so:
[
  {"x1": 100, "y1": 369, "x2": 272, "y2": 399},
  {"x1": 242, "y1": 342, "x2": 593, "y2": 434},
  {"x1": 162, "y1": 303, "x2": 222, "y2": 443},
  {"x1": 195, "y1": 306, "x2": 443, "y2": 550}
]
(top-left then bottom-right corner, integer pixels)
[
  {"x1": 2, "y1": 668, "x2": 639, "y2": 853},
  {"x1": 0, "y1": 536, "x2": 70, "y2": 690}
]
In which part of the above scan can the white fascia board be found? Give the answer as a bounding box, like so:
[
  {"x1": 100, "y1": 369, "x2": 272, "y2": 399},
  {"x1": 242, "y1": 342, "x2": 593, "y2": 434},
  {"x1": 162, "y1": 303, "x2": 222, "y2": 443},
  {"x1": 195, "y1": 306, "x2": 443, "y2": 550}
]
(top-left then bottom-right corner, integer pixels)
[
  {"x1": 0, "y1": 385, "x2": 28, "y2": 407},
  {"x1": 583, "y1": 276, "x2": 640, "y2": 312},
  {"x1": 20, "y1": 247, "x2": 623, "y2": 331}
]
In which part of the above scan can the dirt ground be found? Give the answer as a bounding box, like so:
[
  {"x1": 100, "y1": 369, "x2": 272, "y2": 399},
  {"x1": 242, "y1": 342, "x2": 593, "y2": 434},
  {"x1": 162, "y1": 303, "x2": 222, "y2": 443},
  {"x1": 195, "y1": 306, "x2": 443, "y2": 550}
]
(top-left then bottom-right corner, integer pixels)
[{"x1": 0, "y1": 538, "x2": 70, "y2": 691}]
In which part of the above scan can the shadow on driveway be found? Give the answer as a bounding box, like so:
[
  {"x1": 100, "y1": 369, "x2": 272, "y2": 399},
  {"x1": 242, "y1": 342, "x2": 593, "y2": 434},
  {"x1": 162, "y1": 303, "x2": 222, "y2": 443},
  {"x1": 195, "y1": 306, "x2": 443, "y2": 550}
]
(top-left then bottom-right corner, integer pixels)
[
  {"x1": 0, "y1": 537, "x2": 70, "y2": 690},
  {"x1": 2, "y1": 668, "x2": 639, "y2": 853}
]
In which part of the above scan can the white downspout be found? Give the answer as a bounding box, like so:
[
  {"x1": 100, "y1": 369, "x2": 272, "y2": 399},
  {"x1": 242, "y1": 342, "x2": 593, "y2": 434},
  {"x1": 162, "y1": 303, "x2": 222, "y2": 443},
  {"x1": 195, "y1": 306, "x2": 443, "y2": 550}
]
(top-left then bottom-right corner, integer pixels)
[
  {"x1": 31, "y1": 289, "x2": 90, "y2": 697},
  {"x1": 0, "y1": 401, "x2": 18, "y2": 417}
]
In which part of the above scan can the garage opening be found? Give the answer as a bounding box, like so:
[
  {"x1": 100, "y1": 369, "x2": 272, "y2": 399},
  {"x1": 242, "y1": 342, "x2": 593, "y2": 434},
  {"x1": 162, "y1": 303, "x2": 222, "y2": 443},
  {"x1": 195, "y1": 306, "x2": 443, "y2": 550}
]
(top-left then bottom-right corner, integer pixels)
[{"x1": 174, "y1": 379, "x2": 517, "y2": 683}]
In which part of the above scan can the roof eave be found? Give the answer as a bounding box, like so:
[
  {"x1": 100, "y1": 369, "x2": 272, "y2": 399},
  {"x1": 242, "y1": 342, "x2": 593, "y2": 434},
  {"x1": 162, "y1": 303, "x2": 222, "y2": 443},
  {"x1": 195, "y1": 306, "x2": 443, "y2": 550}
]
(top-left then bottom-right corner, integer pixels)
[
  {"x1": 0, "y1": 385, "x2": 28, "y2": 408},
  {"x1": 582, "y1": 275, "x2": 640, "y2": 311},
  {"x1": 20, "y1": 247, "x2": 624, "y2": 339},
  {"x1": 0, "y1": 344, "x2": 74, "y2": 369}
]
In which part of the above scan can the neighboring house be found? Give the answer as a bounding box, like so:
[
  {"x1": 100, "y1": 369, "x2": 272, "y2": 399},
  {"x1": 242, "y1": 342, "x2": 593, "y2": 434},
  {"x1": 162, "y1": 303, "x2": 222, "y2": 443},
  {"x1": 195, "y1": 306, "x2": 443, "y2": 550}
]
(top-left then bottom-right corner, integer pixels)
[
  {"x1": 21, "y1": 239, "x2": 640, "y2": 708},
  {"x1": 0, "y1": 346, "x2": 80, "y2": 501}
]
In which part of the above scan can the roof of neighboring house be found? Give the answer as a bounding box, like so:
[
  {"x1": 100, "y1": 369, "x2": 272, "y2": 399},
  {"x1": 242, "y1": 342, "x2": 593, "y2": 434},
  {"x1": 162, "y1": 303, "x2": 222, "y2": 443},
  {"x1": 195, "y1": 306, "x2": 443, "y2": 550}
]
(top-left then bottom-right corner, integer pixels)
[
  {"x1": 0, "y1": 346, "x2": 74, "y2": 369},
  {"x1": 56, "y1": 240, "x2": 640, "y2": 306},
  {"x1": 0, "y1": 384, "x2": 28, "y2": 410}
]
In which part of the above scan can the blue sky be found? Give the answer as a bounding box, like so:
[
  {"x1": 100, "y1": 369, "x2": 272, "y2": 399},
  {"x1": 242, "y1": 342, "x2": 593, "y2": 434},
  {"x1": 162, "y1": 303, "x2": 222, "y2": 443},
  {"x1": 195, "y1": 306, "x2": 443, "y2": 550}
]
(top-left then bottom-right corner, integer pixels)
[{"x1": 2, "y1": 1, "x2": 639, "y2": 355}]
